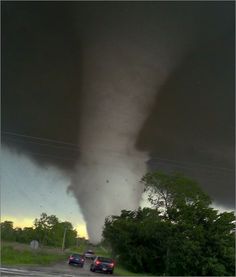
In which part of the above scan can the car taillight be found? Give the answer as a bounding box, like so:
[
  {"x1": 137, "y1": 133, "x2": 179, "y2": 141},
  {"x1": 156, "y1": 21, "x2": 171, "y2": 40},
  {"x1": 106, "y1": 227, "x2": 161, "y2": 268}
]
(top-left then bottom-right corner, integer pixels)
[
  {"x1": 81, "y1": 259, "x2": 84, "y2": 262},
  {"x1": 110, "y1": 263, "x2": 114, "y2": 267},
  {"x1": 69, "y1": 257, "x2": 73, "y2": 260},
  {"x1": 95, "y1": 261, "x2": 101, "y2": 265}
]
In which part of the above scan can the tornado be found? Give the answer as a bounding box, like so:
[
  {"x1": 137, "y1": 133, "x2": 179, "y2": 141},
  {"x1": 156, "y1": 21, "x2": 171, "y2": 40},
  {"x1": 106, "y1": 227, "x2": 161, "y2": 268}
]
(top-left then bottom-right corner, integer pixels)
[
  {"x1": 69, "y1": 48, "x2": 171, "y2": 242},
  {"x1": 68, "y1": 3, "x2": 205, "y2": 243}
]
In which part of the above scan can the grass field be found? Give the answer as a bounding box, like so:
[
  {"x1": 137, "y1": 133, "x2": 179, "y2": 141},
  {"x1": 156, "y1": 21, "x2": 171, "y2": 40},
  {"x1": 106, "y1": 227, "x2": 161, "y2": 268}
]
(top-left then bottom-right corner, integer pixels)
[
  {"x1": 1, "y1": 242, "x2": 67, "y2": 266},
  {"x1": 114, "y1": 266, "x2": 150, "y2": 276}
]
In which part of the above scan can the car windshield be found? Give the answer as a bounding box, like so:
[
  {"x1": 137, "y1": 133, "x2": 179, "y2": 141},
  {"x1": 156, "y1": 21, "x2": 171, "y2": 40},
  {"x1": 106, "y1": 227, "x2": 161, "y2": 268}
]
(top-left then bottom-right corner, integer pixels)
[
  {"x1": 72, "y1": 254, "x2": 82, "y2": 258},
  {"x1": 98, "y1": 257, "x2": 113, "y2": 263}
]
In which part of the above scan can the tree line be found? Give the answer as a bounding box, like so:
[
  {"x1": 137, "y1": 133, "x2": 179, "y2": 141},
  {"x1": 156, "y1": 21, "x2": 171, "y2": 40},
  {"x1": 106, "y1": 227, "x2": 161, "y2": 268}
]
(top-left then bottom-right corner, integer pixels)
[
  {"x1": 102, "y1": 171, "x2": 235, "y2": 276},
  {"x1": 1, "y1": 213, "x2": 79, "y2": 248}
]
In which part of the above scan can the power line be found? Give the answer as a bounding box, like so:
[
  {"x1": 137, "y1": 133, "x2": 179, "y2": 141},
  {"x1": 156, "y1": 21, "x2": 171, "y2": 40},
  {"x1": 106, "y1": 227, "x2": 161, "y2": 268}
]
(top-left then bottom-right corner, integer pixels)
[
  {"x1": 2, "y1": 171, "x2": 36, "y2": 206},
  {"x1": 1, "y1": 170, "x2": 69, "y2": 215},
  {"x1": 2, "y1": 131, "x2": 78, "y2": 148},
  {"x1": 19, "y1": 150, "x2": 78, "y2": 162},
  {"x1": 2, "y1": 137, "x2": 81, "y2": 153},
  {"x1": 149, "y1": 160, "x2": 235, "y2": 175},
  {"x1": 4, "y1": 147, "x2": 234, "y2": 178},
  {"x1": 150, "y1": 157, "x2": 234, "y2": 173},
  {"x1": 2, "y1": 130, "x2": 234, "y2": 173}
]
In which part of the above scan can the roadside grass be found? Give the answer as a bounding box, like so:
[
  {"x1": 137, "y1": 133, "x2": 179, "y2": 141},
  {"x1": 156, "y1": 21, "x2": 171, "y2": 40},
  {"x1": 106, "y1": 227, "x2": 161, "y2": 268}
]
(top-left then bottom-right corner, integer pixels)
[
  {"x1": 69, "y1": 243, "x2": 109, "y2": 256},
  {"x1": 114, "y1": 266, "x2": 150, "y2": 276},
  {"x1": 68, "y1": 243, "x2": 88, "y2": 254},
  {"x1": 94, "y1": 245, "x2": 110, "y2": 256},
  {"x1": 1, "y1": 245, "x2": 67, "y2": 266}
]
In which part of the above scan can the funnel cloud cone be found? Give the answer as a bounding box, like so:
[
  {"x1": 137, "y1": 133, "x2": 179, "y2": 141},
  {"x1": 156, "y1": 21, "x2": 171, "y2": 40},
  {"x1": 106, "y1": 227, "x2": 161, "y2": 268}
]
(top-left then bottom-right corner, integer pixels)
[{"x1": 70, "y1": 154, "x2": 146, "y2": 243}]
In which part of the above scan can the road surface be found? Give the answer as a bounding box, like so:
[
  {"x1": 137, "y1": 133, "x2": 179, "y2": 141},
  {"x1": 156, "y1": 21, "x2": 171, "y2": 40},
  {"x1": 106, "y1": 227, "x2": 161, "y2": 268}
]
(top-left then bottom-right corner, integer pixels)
[{"x1": 0, "y1": 259, "x2": 114, "y2": 276}]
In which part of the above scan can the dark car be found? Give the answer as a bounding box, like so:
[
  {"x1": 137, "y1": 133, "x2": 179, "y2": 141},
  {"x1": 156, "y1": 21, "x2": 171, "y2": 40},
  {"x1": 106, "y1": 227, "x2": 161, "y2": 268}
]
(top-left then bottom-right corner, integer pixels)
[
  {"x1": 90, "y1": 256, "x2": 115, "y2": 274},
  {"x1": 68, "y1": 253, "x2": 85, "y2": 267}
]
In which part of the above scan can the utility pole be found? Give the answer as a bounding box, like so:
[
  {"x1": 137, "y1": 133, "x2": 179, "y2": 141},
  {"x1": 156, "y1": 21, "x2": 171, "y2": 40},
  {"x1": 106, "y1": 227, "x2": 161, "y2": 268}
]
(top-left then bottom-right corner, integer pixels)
[
  {"x1": 76, "y1": 237, "x2": 79, "y2": 248},
  {"x1": 62, "y1": 227, "x2": 67, "y2": 252}
]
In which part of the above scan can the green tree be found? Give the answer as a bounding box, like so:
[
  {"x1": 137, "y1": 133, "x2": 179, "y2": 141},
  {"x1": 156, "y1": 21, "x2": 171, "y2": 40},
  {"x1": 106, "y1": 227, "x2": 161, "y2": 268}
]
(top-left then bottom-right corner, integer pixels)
[
  {"x1": 1, "y1": 213, "x2": 78, "y2": 249},
  {"x1": 103, "y1": 171, "x2": 235, "y2": 276},
  {"x1": 142, "y1": 171, "x2": 211, "y2": 217},
  {"x1": 50, "y1": 221, "x2": 77, "y2": 248},
  {"x1": 33, "y1": 213, "x2": 77, "y2": 247},
  {"x1": 103, "y1": 208, "x2": 170, "y2": 274},
  {"x1": 15, "y1": 227, "x2": 35, "y2": 243},
  {"x1": 34, "y1": 213, "x2": 59, "y2": 245},
  {"x1": 1, "y1": 221, "x2": 16, "y2": 241}
]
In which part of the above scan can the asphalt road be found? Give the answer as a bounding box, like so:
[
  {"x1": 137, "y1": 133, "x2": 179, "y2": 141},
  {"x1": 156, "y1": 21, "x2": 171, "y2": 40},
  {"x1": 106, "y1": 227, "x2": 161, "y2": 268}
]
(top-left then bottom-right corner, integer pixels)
[{"x1": 0, "y1": 259, "x2": 113, "y2": 276}]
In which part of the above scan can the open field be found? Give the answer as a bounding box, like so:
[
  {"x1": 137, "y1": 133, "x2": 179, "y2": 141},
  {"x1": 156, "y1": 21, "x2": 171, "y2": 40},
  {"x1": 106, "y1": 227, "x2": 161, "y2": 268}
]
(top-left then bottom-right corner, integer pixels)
[{"x1": 1, "y1": 244, "x2": 67, "y2": 266}]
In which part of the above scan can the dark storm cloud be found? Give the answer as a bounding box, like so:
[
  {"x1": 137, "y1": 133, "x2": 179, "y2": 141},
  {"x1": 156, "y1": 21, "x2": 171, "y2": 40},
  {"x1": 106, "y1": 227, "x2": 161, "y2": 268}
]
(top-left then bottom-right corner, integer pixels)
[
  {"x1": 136, "y1": 30, "x2": 235, "y2": 207},
  {"x1": 2, "y1": 1, "x2": 235, "y2": 241},
  {"x1": 2, "y1": 2, "x2": 82, "y2": 170}
]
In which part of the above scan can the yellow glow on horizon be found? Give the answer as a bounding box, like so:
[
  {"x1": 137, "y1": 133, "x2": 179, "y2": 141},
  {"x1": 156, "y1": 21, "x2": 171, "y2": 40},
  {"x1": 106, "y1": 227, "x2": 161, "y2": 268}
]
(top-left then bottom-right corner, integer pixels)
[
  {"x1": 75, "y1": 224, "x2": 88, "y2": 239},
  {"x1": 1, "y1": 216, "x2": 34, "y2": 228},
  {"x1": 1, "y1": 215, "x2": 88, "y2": 239}
]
